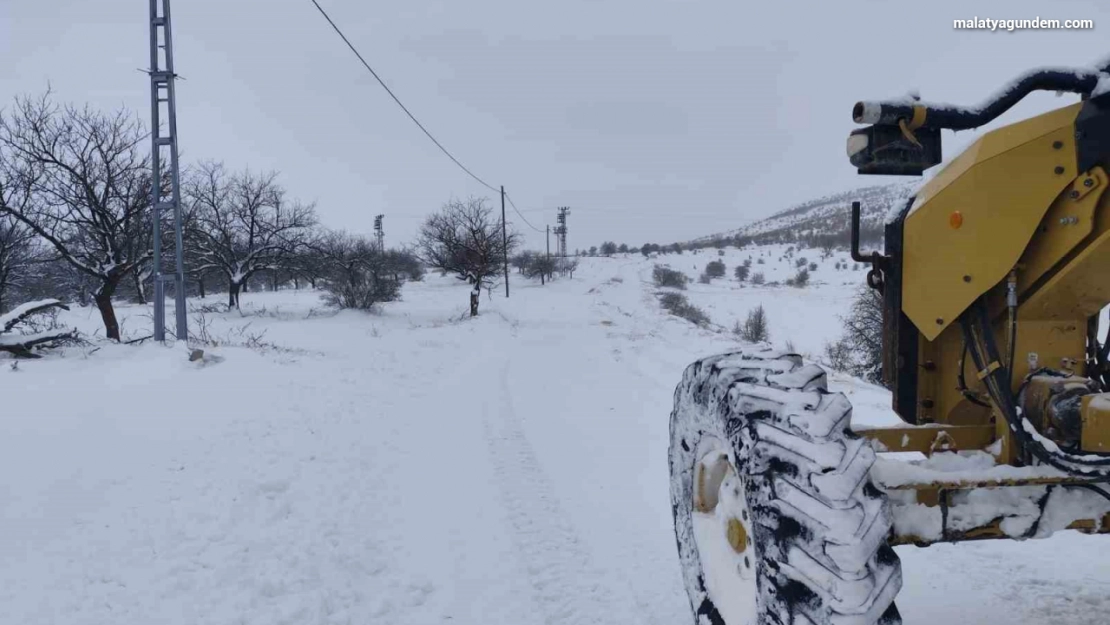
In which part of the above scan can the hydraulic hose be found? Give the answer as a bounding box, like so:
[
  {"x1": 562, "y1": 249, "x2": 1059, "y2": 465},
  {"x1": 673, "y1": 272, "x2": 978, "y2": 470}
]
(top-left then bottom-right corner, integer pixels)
[
  {"x1": 853, "y1": 68, "x2": 1107, "y2": 131},
  {"x1": 957, "y1": 340, "x2": 991, "y2": 408},
  {"x1": 961, "y1": 299, "x2": 1110, "y2": 475}
]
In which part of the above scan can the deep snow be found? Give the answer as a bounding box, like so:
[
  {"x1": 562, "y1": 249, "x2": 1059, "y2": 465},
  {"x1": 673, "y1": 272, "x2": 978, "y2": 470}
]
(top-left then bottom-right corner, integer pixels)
[{"x1": 4, "y1": 250, "x2": 1110, "y2": 624}]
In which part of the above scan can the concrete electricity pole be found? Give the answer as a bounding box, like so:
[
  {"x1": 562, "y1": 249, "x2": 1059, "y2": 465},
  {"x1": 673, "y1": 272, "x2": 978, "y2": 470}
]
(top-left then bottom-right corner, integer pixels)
[{"x1": 149, "y1": 0, "x2": 188, "y2": 342}]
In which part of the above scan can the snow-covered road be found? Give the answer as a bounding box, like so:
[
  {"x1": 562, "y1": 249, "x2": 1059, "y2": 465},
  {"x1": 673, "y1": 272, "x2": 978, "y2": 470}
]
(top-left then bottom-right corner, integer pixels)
[{"x1": 4, "y1": 256, "x2": 1110, "y2": 624}]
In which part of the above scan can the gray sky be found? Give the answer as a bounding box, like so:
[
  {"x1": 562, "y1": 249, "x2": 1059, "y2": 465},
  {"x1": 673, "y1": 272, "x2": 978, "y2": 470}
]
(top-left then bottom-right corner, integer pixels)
[{"x1": 1, "y1": 0, "x2": 1107, "y2": 251}]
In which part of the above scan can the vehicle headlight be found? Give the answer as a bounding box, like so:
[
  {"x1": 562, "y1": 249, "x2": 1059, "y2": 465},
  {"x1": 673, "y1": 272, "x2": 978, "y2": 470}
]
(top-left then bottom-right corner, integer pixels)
[{"x1": 847, "y1": 132, "x2": 869, "y2": 157}]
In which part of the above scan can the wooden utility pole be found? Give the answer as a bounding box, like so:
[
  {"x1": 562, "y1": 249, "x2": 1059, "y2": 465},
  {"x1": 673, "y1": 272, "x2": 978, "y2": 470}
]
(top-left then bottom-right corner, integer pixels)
[
  {"x1": 501, "y1": 186, "x2": 509, "y2": 297},
  {"x1": 546, "y1": 225, "x2": 551, "y2": 259}
]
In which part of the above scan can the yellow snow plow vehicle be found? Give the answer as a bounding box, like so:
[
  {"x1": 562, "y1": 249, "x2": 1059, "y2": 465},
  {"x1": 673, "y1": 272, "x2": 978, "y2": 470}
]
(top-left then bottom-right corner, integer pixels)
[{"x1": 669, "y1": 61, "x2": 1110, "y2": 624}]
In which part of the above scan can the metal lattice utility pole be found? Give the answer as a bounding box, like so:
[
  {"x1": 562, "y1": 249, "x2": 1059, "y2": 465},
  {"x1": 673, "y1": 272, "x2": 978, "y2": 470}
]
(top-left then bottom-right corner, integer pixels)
[
  {"x1": 149, "y1": 0, "x2": 188, "y2": 342},
  {"x1": 555, "y1": 207, "x2": 570, "y2": 258},
  {"x1": 374, "y1": 214, "x2": 385, "y2": 252}
]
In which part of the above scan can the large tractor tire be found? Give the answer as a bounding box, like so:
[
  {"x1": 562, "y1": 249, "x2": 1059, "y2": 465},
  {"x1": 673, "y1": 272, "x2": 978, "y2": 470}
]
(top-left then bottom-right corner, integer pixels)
[{"x1": 669, "y1": 349, "x2": 902, "y2": 625}]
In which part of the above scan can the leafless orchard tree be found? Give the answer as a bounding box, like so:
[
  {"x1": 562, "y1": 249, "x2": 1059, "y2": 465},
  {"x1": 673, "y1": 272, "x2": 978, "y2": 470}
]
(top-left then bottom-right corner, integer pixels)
[
  {"x1": 0, "y1": 93, "x2": 154, "y2": 340},
  {"x1": 524, "y1": 253, "x2": 556, "y2": 285},
  {"x1": 0, "y1": 215, "x2": 43, "y2": 312},
  {"x1": 510, "y1": 250, "x2": 535, "y2": 274},
  {"x1": 183, "y1": 161, "x2": 317, "y2": 309},
  {"x1": 417, "y1": 197, "x2": 518, "y2": 316},
  {"x1": 556, "y1": 257, "x2": 578, "y2": 279}
]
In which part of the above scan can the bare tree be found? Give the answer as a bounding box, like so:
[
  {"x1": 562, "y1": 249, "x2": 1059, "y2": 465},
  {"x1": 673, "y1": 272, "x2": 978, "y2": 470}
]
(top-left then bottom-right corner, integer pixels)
[
  {"x1": 184, "y1": 161, "x2": 317, "y2": 309},
  {"x1": 0, "y1": 93, "x2": 154, "y2": 340},
  {"x1": 825, "y1": 285, "x2": 883, "y2": 382},
  {"x1": 510, "y1": 250, "x2": 535, "y2": 274},
  {"x1": 525, "y1": 254, "x2": 556, "y2": 285},
  {"x1": 556, "y1": 257, "x2": 578, "y2": 278},
  {"x1": 417, "y1": 197, "x2": 518, "y2": 316},
  {"x1": 0, "y1": 215, "x2": 42, "y2": 312},
  {"x1": 385, "y1": 247, "x2": 424, "y2": 282}
]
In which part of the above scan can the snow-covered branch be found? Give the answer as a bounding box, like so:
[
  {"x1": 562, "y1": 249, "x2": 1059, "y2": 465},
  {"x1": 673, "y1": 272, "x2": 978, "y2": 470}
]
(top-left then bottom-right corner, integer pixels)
[{"x1": 0, "y1": 298, "x2": 76, "y2": 357}]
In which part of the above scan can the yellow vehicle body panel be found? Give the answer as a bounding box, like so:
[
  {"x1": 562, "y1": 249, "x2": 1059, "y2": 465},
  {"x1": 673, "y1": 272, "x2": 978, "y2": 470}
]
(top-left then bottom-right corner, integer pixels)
[{"x1": 903, "y1": 103, "x2": 1083, "y2": 341}]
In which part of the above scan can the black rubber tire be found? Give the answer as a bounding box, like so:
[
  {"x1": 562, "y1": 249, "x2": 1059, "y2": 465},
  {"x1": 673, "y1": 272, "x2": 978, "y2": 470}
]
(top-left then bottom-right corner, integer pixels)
[{"x1": 669, "y1": 348, "x2": 902, "y2": 625}]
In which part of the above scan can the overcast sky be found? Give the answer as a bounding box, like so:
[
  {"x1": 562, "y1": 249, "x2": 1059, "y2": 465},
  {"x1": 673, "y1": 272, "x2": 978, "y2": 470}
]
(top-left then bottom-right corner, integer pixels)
[{"x1": 1, "y1": 0, "x2": 1107, "y2": 251}]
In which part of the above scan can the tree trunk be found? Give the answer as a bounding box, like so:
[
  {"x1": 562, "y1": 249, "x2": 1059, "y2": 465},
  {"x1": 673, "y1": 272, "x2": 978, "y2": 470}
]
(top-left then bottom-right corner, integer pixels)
[
  {"x1": 309, "y1": 277, "x2": 317, "y2": 289},
  {"x1": 228, "y1": 281, "x2": 241, "y2": 310},
  {"x1": 469, "y1": 288, "x2": 479, "y2": 317},
  {"x1": 271, "y1": 272, "x2": 279, "y2": 292},
  {"x1": 198, "y1": 277, "x2": 206, "y2": 298},
  {"x1": 94, "y1": 283, "x2": 121, "y2": 341},
  {"x1": 133, "y1": 270, "x2": 147, "y2": 305},
  {"x1": 293, "y1": 276, "x2": 300, "y2": 290}
]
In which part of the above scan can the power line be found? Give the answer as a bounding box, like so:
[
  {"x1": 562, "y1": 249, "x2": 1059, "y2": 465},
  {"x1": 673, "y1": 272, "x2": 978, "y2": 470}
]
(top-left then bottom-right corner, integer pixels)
[
  {"x1": 504, "y1": 193, "x2": 545, "y2": 233},
  {"x1": 309, "y1": 0, "x2": 499, "y2": 194},
  {"x1": 310, "y1": 0, "x2": 550, "y2": 239}
]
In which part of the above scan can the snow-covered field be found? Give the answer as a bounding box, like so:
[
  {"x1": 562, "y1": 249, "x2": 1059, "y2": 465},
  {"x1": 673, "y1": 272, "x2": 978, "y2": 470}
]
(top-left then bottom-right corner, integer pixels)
[{"x1": 4, "y1": 248, "x2": 1110, "y2": 624}]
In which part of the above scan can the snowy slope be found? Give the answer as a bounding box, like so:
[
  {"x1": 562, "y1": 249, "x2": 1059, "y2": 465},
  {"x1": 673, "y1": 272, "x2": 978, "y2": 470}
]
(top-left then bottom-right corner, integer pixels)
[
  {"x1": 4, "y1": 250, "x2": 1110, "y2": 625},
  {"x1": 688, "y1": 182, "x2": 918, "y2": 248}
]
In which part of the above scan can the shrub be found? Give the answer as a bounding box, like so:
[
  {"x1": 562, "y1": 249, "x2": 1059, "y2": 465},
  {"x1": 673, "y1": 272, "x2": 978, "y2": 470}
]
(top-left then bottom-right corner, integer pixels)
[
  {"x1": 808, "y1": 262, "x2": 817, "y2": 272},
  {"x1": 717, "y1": 249, "x2": 725, "y2": 257},
  {"x1": 751, "y1": 272, "x2": 766, "y2": 285},
  {"x1": 705, "y1": 260, "x2": 726, "y2": 279},
  {"x1": 658, "y1": 292, "x2": 711, "y2": 326},
  {"x1": 792, "y1": 268, "x2": 810, "y2": 288},
  {"x1": 796, "y1": 257, "x2": 808, "y2": 268},
  {"x1": 698, "y1": 273, "x2": 712, "y2": 284},
  {"x1": 321, "y1": 270, "x2": 401, "y2": 310},
  {"x1": 736, "y1": 305, "x2": 769, "y2": 343},
  {"x1": 757, "y1": 258, "x2": 765, "y2": 265},
  {"x1": 734, "y1": 264, "x2": 750, "y2": 282},
  {"x1": 653, "y1": 265, "x2": 688, "y2": 289},
  {"x1": 318, "y1": 237, "x2": 407, "y2": 311},
  {"x1": 825, "y1": 284, "x2": 884, "y2": 383}
]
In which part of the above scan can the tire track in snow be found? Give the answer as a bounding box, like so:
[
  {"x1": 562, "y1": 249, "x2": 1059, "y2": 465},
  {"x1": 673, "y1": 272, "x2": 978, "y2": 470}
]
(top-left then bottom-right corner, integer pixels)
[{"x1": 483, "y1": 359, "x2": 652, "y2": 625}]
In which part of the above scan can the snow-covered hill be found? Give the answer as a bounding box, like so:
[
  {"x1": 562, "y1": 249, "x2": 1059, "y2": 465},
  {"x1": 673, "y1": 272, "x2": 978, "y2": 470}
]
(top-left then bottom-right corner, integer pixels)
[
  {"x1": 688, "y1": 181, "x2": 918, "y2": 248},
  {"x1": 5, "y1": 250, "x2": 1110, "y2": 625}
]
